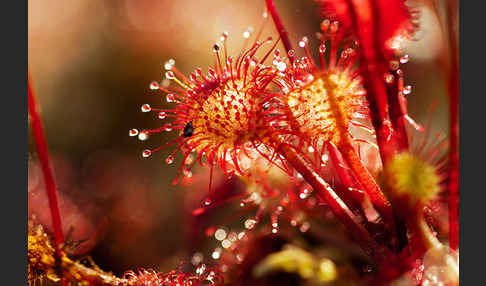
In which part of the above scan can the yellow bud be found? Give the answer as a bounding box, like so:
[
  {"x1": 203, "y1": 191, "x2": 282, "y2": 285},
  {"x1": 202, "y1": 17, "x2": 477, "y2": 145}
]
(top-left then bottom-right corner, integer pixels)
[
  {"x1": 382, "y1": 153, "x2": 440, "y2": 206},
  {"x1": 252, "y1": 245, "x2": 338, "y2": 283},
  {"x1": 316, "y1": 258, "x2": 338, "y2": 282}
]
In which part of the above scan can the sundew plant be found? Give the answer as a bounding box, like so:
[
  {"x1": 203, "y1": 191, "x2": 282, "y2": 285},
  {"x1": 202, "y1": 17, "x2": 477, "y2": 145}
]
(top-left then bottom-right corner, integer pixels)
[{"x1": 28, "y1": 0, "x2": 459, "y2": 285}]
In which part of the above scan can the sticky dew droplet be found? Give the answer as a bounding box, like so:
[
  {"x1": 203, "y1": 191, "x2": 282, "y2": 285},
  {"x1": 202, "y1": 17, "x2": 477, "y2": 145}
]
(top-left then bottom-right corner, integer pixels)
[
  {"x1": 129, "y1": 129, "x2": 139, "y2": 137},
  {"x1": 166, "y1": 155, "x2": 174, "y2": 165},
  {"x1": 138, "y1": 131, "x2": 149, "y2": 141},
  {"x1": 321, "y1": 154, "x2": 329, "y2": 163},
  {"x1": 244, "y1": 219, "x2": 256, "y2": 230},
  {"x1": 142, "y1": 150, "x2": 152, "y2": 158},
  {"x1": 384, "y1": 73, "x2": 394, "y2": 84},
  {"x1": 141, "y1": 104, "x2": 151, "y2": 112},
  {"x1": 403, "y1": 85, "x2": 412, "y2": 95},
  {"x1": 400, "y1": 55, "x2": 409, "y2": 64},
  {"x1": 163, "y1": 124, "x2": 173, "y2": 132},
  {"x1": 276, "y1": 62, "x2": 286, "y2": 72},
  {"x1": 166, "y1": 94, "x2": 175, "y2": 103},
  {"x1": 319, "y1": 44, "x2": 327, "y2": 54},
  {"x1": 165, "y1": 71, "x2": 175, "y2": 79},
  {"x1": 164, "y1": 59, "x2": 175, "y2": 70},
  {"x1": 183, "y1": 169, "x2": 192, "y2": 178},
  {"x1": 149, "y1": 81, "x2": 159, "y2": 90},
  {"x1": 220, "y1": 31, "x2": 228, "y2": 41},
  {"x1": 196, "y1": 264, "x2": 206, "y2": 275}
]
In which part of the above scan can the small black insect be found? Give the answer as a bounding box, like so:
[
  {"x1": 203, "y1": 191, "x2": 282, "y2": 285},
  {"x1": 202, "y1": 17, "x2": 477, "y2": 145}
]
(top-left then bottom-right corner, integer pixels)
[{"x1": 183, "y1": 121, "x2": 194, "y2": 137}]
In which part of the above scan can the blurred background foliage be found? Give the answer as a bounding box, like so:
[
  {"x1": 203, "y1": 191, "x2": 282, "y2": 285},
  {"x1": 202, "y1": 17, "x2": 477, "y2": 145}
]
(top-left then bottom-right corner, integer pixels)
[{"x1": 28, "y1": 0, "x2": 449, "y2": 280}]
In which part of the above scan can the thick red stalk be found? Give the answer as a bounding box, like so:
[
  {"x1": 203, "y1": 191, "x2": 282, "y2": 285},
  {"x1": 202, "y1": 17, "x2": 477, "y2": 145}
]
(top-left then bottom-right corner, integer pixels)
[
  {"x1": 405, "y1": 206, "x2": 442, "y2": 259},
  {"x1": 278, "y1": 144, "x2": 389, "y2": 263},
  {"x1": 264, "y1": 0, "x2": 294, "y2": 61},
  {"x1": 445, "y1": 0, "x2": 459, "y2": 251},
  {"x1": 344, "y1": 0, "x2": 404, "y2": 167},
  {"x1": 337, "y1": 137, "x2": 398, "y2": 250},
  {"x1": 28, "y1": 74, "x2": 67, "y2": 274}
]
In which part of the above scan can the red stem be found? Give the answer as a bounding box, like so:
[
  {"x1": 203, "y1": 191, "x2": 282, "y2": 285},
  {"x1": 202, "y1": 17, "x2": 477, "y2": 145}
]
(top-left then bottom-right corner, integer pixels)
[
  {"x1": 337, "y1": 139, "x2": 393, "y2": 219},
  {"x1": 264, "y1": 0, "x2": 396, "y2": 258},
  {"x1": 445, "y1": 0, "x2": 459, "y2": 251},
  {"x1": 326, "y1": 141, "x2": 364, "y2": 212},
  {"x1": 28, "y1": 74, "x2": 67, "y2": 273},
  {"x1": 322, "y1": 73, "x2": 397, "y2": 244},
  {"x1": 337, "y1": 138, "x2": 398, "y2": 249},
  {"x1": 265, "y1": 0, "x2": 294, "y2": 61},
  {"x1": 278, "y1": 144, "x2": 389, "y2": 263},
  {"x1": 344, "y1": 0, "x2": 402, "y2": 167}
]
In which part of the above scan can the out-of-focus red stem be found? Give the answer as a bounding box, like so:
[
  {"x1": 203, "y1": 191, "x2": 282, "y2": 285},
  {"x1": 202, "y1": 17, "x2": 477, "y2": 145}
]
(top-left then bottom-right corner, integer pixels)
[
  {"x1": 265, "y1": 0, "x2": 294, "y2": 62},
  {"x1": 445, "y1": 0, "x2": 459, "y2": 251},
  {"x1": 279, "y1": 144, "x2": 389, "y2": 263},
  {"x1": 28, "y1": 73, "x2": 68, "y2": 285}
]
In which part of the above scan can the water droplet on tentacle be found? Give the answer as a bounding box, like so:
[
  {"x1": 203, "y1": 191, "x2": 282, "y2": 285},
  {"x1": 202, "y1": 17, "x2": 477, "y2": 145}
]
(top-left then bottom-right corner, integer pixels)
[{"x1": 400, "y1": 55, "x2": 409, "y2": 64}]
